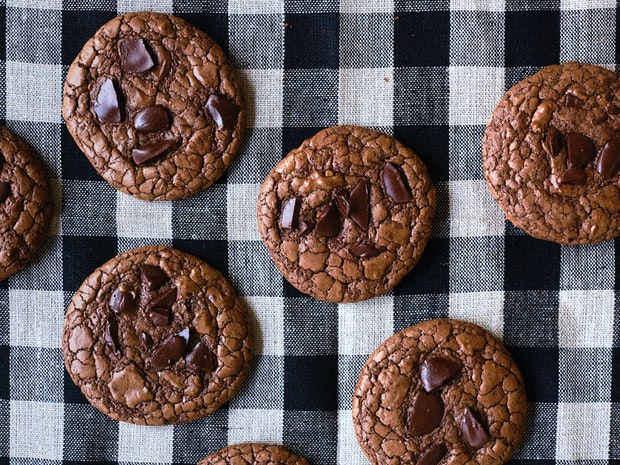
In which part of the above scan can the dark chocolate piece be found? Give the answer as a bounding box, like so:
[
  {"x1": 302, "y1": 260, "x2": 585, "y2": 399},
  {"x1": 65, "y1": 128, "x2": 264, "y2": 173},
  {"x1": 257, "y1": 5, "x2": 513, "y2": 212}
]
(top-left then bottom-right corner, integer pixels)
[
  {"x1": 134, "y1": 105, "x2": 170, "y2": 133},
  {"x1": 420, "y1": 356, "x2": 460, "y2": 392},
  {"x1": 560, "y1": 166, "x2": 587, "y2": 185},
  {"x1": 186, "y1": 342, "x2": 214, "y2": 373},
  {"x1": 567, "y1": 133, "x2": 595, "y2": 167},
  {"x1": 335, "y1": 190, "x2": 351, "y2": 217},
  {"x1": 109, "y1": 288, "x2": 137, "y2": 315},
  {"x1": 407, "y1": 391, "x2": 444, "y2": 436},
  {"x1": 382, "y1": 162, "x2": 412, "y2": 203},
  {"x1": 415, "y1": 443, "x2": 448, "y2": 465},
  {"x1": 132, "y1": 139, "x2": 177, "y2": 165},
  {"x1": 315, "y1": 201, "x2": 340, "y2": 237},
  {"x1": 150, "y1": 328, "x2": 189, "y2": 369},
  {"x1": 104, "y1": 316, "x2": 120, "y2": 355},
  {"x1": 565, "y1": 94, "x2": 584, "y2": 108},
  {"x1": 461, "y1": 408, "x2": 489, "y2": 449},
  {"x1": 280, "y1": 197, "x2": 301, "y2": 230},
  {"x1": 349, "y1": 244, "x2": 380, "y2": 258},
  {"x1": 349, "y1": 179, "x2": 369, "y2": 229},
  {"x1": 597, "y1": 137, "x2": 620, "y2": 178},
  {"x1": 0, "y1": 182, "x2": 10, "y2": 203},
  {"x1": 206, "y1": 95, "x2": 239, "y2": 131},
  {"x1": 141, "y1": 264, "x2": 168, "y2": 292},
  {"x1": 93, "y1": 78, "x2": 122, "y2": 124},
  {"x1": 146, "y1": 288, "x2": 177, "y2": 326},
  {"x1": 118, "y1": 38, "x2": 155, "y2": 73},
  {"x1": 546, "y1": 126, "x2": 563, "y2": 158}
]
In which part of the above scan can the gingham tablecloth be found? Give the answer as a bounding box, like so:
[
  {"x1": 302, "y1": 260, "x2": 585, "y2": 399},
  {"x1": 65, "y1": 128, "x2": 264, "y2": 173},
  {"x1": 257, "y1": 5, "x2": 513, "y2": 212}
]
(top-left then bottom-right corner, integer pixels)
[{"x1": 1, "y1": 0, "x2": 619, "y2": 464}]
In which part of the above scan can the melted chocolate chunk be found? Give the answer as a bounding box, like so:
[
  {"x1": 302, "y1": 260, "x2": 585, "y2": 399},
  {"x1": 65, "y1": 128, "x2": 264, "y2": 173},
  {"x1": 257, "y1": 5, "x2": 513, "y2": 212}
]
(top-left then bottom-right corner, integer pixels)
[
  {"x1": 349, "y1": 244, "x2": 380, "y2": 258},
  {"x1": 382, "y1": 163, "x2": 412, "y2": 203},
  {"x1": 597, "y1": 137, "x2": 620, "y2": 179},
  {"x1": 118, "y1": 38, "x2": 155, "y2": 73},
  {"x1": 560, "y1": 166, "x2": 587, "y2": 185},
  {"x1": 141, "y1": 265, "x2": 168, "y2": 292},
  {"x1": 280, "y1": 197, "x2": 301, "y2": 230},
  {"x1": 335, "y1": 190, "x2": 351, "y2": 217},
  {"x1": 150, "y1": 328, "x2": 189, "y2": 369},
  {"x1": 93, "y1": 78, "x2": 122, "y2": 124},
  {"x1": 186, "y1": 342, "x2": 214, "y2": 373},
  {"x1": 420, "y1": 356, "x2": 460, "y2": 392},
  {"x1": 134, "y1": 105, "x2": 170, "y2": 133},
  {"x1": 207, "y1": 95, "x2": 239, "y2": 131},
  {"x1": 349, "y1": 179, "x2": 370, "y2": 229},
  {"x1": 545, "y1": 126, "x2": 563, "y2": 158},
  {"x1": 104, "y1": 316, "x2": 121, "y2": 355},
  {"x1": 0, "y1": 182, "x2": 10, "y2": 203},
  {"x1": 415, "y1": 443, "x2": 448, "y2": 465},
  {"x1": 461, "y1": 408, "x2": 489, "y2": 449},
  {"x1": 132, "y1": 139, "x2": 177, "y2": 165},
  {"x1": 567, "y1": 133, "x2": 595, "y2": 167},
  {"x1": 146, "y1": 288, "x2": 177, "y2": 326},
  {"x1": 109, "y1": 288, "x2": 137, "y2": 315},
  {"x1": 407, "y1": 391, "x2": 444, "y2": 437},
  {"x1": 315, "y1": 201, "x2": 340, "y2": 237},
  {"x1": 565, "y1": 94, "x2": 585, "y2": 108}
]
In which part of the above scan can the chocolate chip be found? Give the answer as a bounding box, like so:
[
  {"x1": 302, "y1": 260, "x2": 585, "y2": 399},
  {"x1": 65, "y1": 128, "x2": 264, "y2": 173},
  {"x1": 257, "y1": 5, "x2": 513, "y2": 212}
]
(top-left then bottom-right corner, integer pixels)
[
  {"x1": 565, "y1": 94, "x2": 584, "y2": 108},
  {"x1": 104, "y1": 316, "x2": 121, "y2": 355},
  {"x1": 118, "y1": 38, "x2": 155, "y2": 73},
  {"x1": 559, "y1": 166, "x2": 587, "y2": 185},
  {"x1": 0, "y1": 182, "x2": 10, "y2": 203},
  {"x1": 132, "y1": 139, "x2": 177, "y2": 165},
  {"x1": 186, "y1": 342, "x2": 214, "y2": 373},
  {"x1": 545, "y1": 126, "x2": 563, "y2": 158},
  {"x1": 407, "y1": 391, "x2": 444, "y2": 436},
  {"x1": 382, "y1": 163, "x2": 412, "y2": 203},
  {"x1": 109, "y1": 288, "x2": 137, "y2": 315},
  {"x1": 335, "y1": 190, "x2": 351, "y2": 217},
  {"x1": 461, "y1": 408, "x2": 489, "y2": 449},
  {"x1": 420, "y1": 356, "x2": 460, "y2": 392},
  {"x1": 415, "y1": 443, "x2": 448, "y2": 465},
  {"x1": 134, "y1": 105, "x2": 170, "y2": 133},
  {"x1": 349, "y1": 179, "x2": 370, "y2": 229},
  {"x1": 93, "y1": 78, "x2": 122, "y2": 124},
  {"x1": 315, "y1": 201, "x2": 340, "y2": 237},
  {"x1": 597, "y1": 137, "x2": 620, "y2": 179},
  {"x1": 146, "y1": 288, "x2": 177, "y2": 326},
  {"x1": 280, "y1": 197, "x2": 301, "y2": 230},
  {"x1": 610, "y1": 104, "x2": 620, "y2": 115},
  {"x1": 141, "y1": 331, "x2": 154, "y2": 346},
  {"x1": 349, "y1": 244, "x2": 380, "y2": 258},
  {"x1": 141, "y1": 265, "x2": 168, "y2": 292},
  {"x1": 298, "y1": 219, "x2": 314, "y2": 236},
  {"x1": 207, "y1": 95, "x2": 239, "y2": 131},
  {"x1": 567, "y1": 133, "x2": 595, "y2": 167},
  {"x1": 150, "y1": 327, "x2": 189, "y2": 369}
]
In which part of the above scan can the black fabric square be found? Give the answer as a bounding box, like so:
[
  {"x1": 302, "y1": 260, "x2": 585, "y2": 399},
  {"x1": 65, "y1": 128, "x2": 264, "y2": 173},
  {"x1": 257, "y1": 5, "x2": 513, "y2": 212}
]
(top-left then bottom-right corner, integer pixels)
[
  {"x1": 63, "y1": 369, "x2": 89, "y2": 405},
  {"x1": 61, "y1": 10, "x2": 116, "y2": 66},
  {"x1": 284, "y1": 13, "x2": 339, "y2": 69},
  {"x1": 176, "y1": 13, "x2": 229, "y2": 51},
  {"x1": 172, "y1": 409, "x2": 229, "y2": 464},
  {"x1": 284, "y1": 298, "x2": 337, "y2": 355},
  {"x1": 611, "y1": 348, "x2": 620, "y2": 402},
  {"x1": 283, "y1": 410, "x2": 337, "y2": 465},
  {"x1": 504, "y1": 290, "x2": 559, "y2": 347},
  {"x1": 63, "y1": 404, "x2": 119, "y2": 462},
  {"x1": 0, "y1": 345, "x2": 7, "y2": 400},
  {"x1": 172, "y1": 240, "x2": 229, "y2": 280},
  {"x1": 282, "y1": 127, "x2": 325, "y2": 155},
  {"x1": 61, "y1": 125, "x2": 102, "y2": 181},
  {"x1": 393, "y1": 125, "x2": 449, "y2": 182},
  {"x1": 611, "y1": 403, "x2": 620, "y2": 459},
  {"x1": 283, "y1": 69, "x2": 338, "y2": 127},
  {"x1": 394, "y1": 11, "x2": 450, "y2": 68},
  {"x1": 393, "y1": 237, "x2": 449, "y2": 296},
  {"x1": 284, "y1": 355, "x2": 337, "y2": 411},
  {"x1": 283, "y1": 278, "x2": 306, "y2": 298},
  {"x1": 62, "y1": 235, "x2": 117, "y2": 292},
  {"x1": 505, "y1": 10, "x2": 560, "y2": 67},
  {"x1": 616, "y1": 236, "x2": 620, "y2": 291},
  {"x1": 504, "y1": 236, "x2": 560, "y2": 291},
  {"x1": 509, "y1": 346, "x2": 558, "y2": 403}
]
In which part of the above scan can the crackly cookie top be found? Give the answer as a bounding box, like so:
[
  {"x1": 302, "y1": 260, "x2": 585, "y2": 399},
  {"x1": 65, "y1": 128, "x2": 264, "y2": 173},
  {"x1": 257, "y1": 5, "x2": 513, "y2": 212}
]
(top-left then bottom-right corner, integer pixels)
[
  {"x1": 0, "y1": 126, "x2": 52, "y2": 280},
  {"x1": 483, "y1": 62, "x2": 620, "y2": 244},
  {"x1": 257, "y1": 125, "x2": 436, "y2": 303},
  {"x1": 62, "y1": 12, "x2": 244, "y2": 201},
  {"x1": 198, "y1": 444, "x2": 310, "y2": 465},
  {"x1": 352, "y1": 318, "x2": 527, "y2": 465},
  {"x1": 61, "y1": 245, "x2": 251, "y2": 425}
]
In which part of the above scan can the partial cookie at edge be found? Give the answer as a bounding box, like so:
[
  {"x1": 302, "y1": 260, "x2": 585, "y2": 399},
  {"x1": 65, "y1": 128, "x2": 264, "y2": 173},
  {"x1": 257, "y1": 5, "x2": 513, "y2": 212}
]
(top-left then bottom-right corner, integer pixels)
[{"x1": 198, "y1": 444, "x2": 311, "y2": 465}]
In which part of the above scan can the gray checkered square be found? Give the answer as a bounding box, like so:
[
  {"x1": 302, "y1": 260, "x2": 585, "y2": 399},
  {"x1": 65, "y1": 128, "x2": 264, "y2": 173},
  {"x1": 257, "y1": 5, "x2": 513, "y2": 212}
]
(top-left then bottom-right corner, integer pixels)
[
  {"x1": 228, "y1": 128, "x2": 283, "y2": 184},
  {"x1": 173, "y1": 0, "x2": 228, "y2": 13},
  {"x1": 172, "y1": 409, "x2": 229, "y2": 464},
  {"x1": 171, "y1": 184, "x2": 227, "y2": 241},
  {"x1": 0, "y1": 400, "x2": 7, "y2": 457},
  {"x1": 62, "y1": 0, "x2": 117, "y2": 10},
  {"x1": 283, "y1": 69, "x2": 338, "y2": 127},
  {"x1": 393, "y1": 294, "x2": 450, "y2": 332},
  {"x1": 0, "y1": 289, "x2": 8, "y2": 345},
  {"x1": 560, "y1": 8, "x2": 616, "y2": 64},
  {"x1": 284, "y1": 410, "x2": 338, "y2": 465},
  {"x1": 448, "y1": 125, "x2": 485, "y2": 181},
  {"x1": 6, "y1": 8, "x2": 62, "y2": 64},
  {"x1": 610, "y1": 402, "x2": 620, "y2": 459},
  {"x1": 6, "y1": 121, "x2": 62, "y2": 177},
  {"x1": 0, "y1": 61, "x2": 5, "y2": 120},
  {"x1": 504, "y1": 290, "x2": 559, "y2": 347},
  {"x1": 62, "y1": 403, "x2": 119, "y2": 462},
  {"x1": 61, "y1": 180, "x2": 117, "y2": 237},
  {"x1": 449, "y1": 236, "x2": 505, "y2": 292},
  {"x1": 284, "y1": 298, "x2": 338, "y2": 355},
  {"x1": 560, "y1": 242, "x2": 616, "y2": 290},
  {"x1": 9, "y1": 236, "x2": 63, "y2": 291},
  {"x1": 512, "y1": 402, "x2": 557, "y2": 460},
  {"x1": 394, "y1": 67, "x2": 449, "y2": 125},
  {"x1": 394, "y1": 0, "x2": 449, "y2": 12},
  {"x1": 339, "y1": 14, "x2": 393, "y2": 68},
  {"x1": 450, "y1": 11, "x2": 505, "y2": 66},
  {"x1": 228, "y1": 241, "x2": 283, "y2": 296},
  {"x1": 229, "y1": 355, "x2": 284, "y2": 409},
  {"x1": 285, "y1": 0, "x2": 338, "y2": 13},
  {"x1": 229, "y1": 14, "x2": 284, "y2": 69},
  {"x1": 559, "y1": 348, "x2": 612, "y2": 402},
  {"x1": 10, "y1": 347, "x2": 64, "y2": 402},
  {"x1": 337, "y1": 355, "x2": 365, "y2": 410}
]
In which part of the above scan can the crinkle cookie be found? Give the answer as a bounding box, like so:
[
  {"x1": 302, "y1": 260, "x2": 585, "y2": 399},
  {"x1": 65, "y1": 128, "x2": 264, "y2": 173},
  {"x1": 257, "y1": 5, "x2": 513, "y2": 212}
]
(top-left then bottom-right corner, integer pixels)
[
  {"x1": 257, "y1": 125, "x2": 435, "y2": 303},
  {"x1": 62, "y1": 245, "x2": 251, "y2": 425},
  {"x1": 483, "y1": 62, "x2": 620, "y2": 244},
  {"x1": 62, "y1": 12, "x2": 244, "y2": 201},
  {"x1": 198, "y1": 444, "x2": 310, "y2": 465},
  {"x1": 352, "y1": 318, "x2": 527, "y2": 465},
  {"x1": 0, "y1": 125, "x2": 52, "y2": 280}
]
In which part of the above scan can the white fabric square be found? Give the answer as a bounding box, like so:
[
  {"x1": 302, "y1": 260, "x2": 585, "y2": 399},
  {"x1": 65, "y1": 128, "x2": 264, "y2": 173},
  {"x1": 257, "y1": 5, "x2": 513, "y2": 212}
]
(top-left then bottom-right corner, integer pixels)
[
  {"x1": 449, "y1": 180, "x2": 506, "y2": 237},
  {"x1": 6, "y1": 0, "x2": 62, "y2": 9},
  {"x1": 238, "y1": 69, "x2": 284, "y2": 128},
  {"x1": 229, "y1": 0, "x2": 284, "y2": 14},
  {"x1": 339, "y1": 68, "x2": 394, "y2": 127},
  {"x1": 244, "y1": 296, "x2": 285, "y2": 356},
  {"x1": 116, "y1": 191, "x2": 173, "y2": 239},
  {"x1": 9, "y1": 289, "x2": 64, "y2": 348},
  {"x1": 227, "y1": 183, "x2": 262, "y2": 241},
  {"x1": 560, "y1": 0, "x2": 616, "y2": 9},
  {"x1": 337, "y1": 409, "x2": 368, "y2": 465},
  {"x1": 117, "y1": 423, "x2": 174, "y2": 462},
  {"x1": 449, "y1": 291, "x2": 504, "y2": 340},
  {"x1": 10, "y1": 400, "x2": 64, "y2": 460},
  {"x1": 340, "y1": 0, "x2": 393, "y2": 13},
  {"x1": 449, "y1": 66, "x2": 504, "y2": 126},
  {"x1": 338, "y1": 296, "x2": 394, "y2": 356},
  {"x1": 450, "y1": 0, "x2": 505, "y2": 11},
  {"x1": 227, "y1": 408, "x2": 283, "y2": 444},
  {"x1": 555, "y1": 402, "x2": 611, "y2": 460},
  {"x1": 5, "y1": 61, "x2": 62, "y2": 123},
  {"x1": 117, "y1": 0, "x2": 173, "y2": 13},
  {"x1": 558, "y1": 290, "x2": 615, "y2": 348}
]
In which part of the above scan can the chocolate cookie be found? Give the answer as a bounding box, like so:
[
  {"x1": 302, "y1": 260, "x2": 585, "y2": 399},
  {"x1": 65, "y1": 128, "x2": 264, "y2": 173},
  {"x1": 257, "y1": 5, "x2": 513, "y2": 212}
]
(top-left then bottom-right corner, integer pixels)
[
  {"x1": 483, "y1": 62, "x2": 620, "y2": 244},
  {"x1": 352, "y1": 318, "x2": 527, "y2": 465},
  {"x1": 257, "y1": 125, "x2": 435, "y2": 303},
  {"x1": 0, "y1": 126, "x2": 52, "y2": 280},
  {"x1": 62, "y1": 12, "x2": 244, "y2": 201},
  {"x1": 197, "y1": 444, "x2": 310, "y2": 465},
  {"x1": 61, "y1": 245, "x2": 251, "y2": 425}
]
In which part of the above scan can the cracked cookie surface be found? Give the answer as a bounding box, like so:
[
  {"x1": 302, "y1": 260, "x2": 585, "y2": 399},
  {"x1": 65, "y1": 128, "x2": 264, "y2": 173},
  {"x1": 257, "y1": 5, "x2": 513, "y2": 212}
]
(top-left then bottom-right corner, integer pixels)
[
  {"x1": 352, "y1": 318, "x2": 527, "y2": 465},
  {"x1": 197, "y1": 444, "x2": 310, "y2": 465},
  {"x1": 62, "y1": 12, "x2": 244, "y2": 201},
  {"x1": 61, "y1": 245, "x2": 251, "y2": 425},
  {"x1": 257, "y1": 125, "x2": 435, "y2": 303},
  {"x1": 483, "y1": 62, "x2": 620, "y2": 244},
  {"x1": 0, "y1": 126, "x2": 52, "y2": 280}
]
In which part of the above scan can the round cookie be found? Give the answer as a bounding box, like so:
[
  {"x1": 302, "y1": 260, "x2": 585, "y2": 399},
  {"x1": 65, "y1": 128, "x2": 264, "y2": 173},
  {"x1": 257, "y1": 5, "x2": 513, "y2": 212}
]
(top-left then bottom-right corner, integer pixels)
[
  {"x1": 483, "y1": 62, "x2": 620, "y2": 244},
  {"x1": 257, "y1": 125, "x2": 436, "y2": 303},
  {"x1": 352, "y1": 318, "x2": 527, "y2": 465},
  {"x1": 61, "y1": 245, "x2": 251, "y2": 425},
  {"x1": 198, "y1": 444, "x2": 310, "y2": 465},
  {"x1": 0, "y1": 126, "x2": 52, "y2": 280},
  {"x1": 62, "y1": 12, "x2": 244, "y2": 201}
]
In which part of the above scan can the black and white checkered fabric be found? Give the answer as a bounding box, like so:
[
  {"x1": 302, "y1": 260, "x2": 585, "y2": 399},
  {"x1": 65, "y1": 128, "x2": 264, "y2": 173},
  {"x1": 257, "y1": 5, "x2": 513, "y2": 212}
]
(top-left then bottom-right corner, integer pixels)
[{"x1": 1, "y1": 0, "x2": 619, "y2": 464}]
